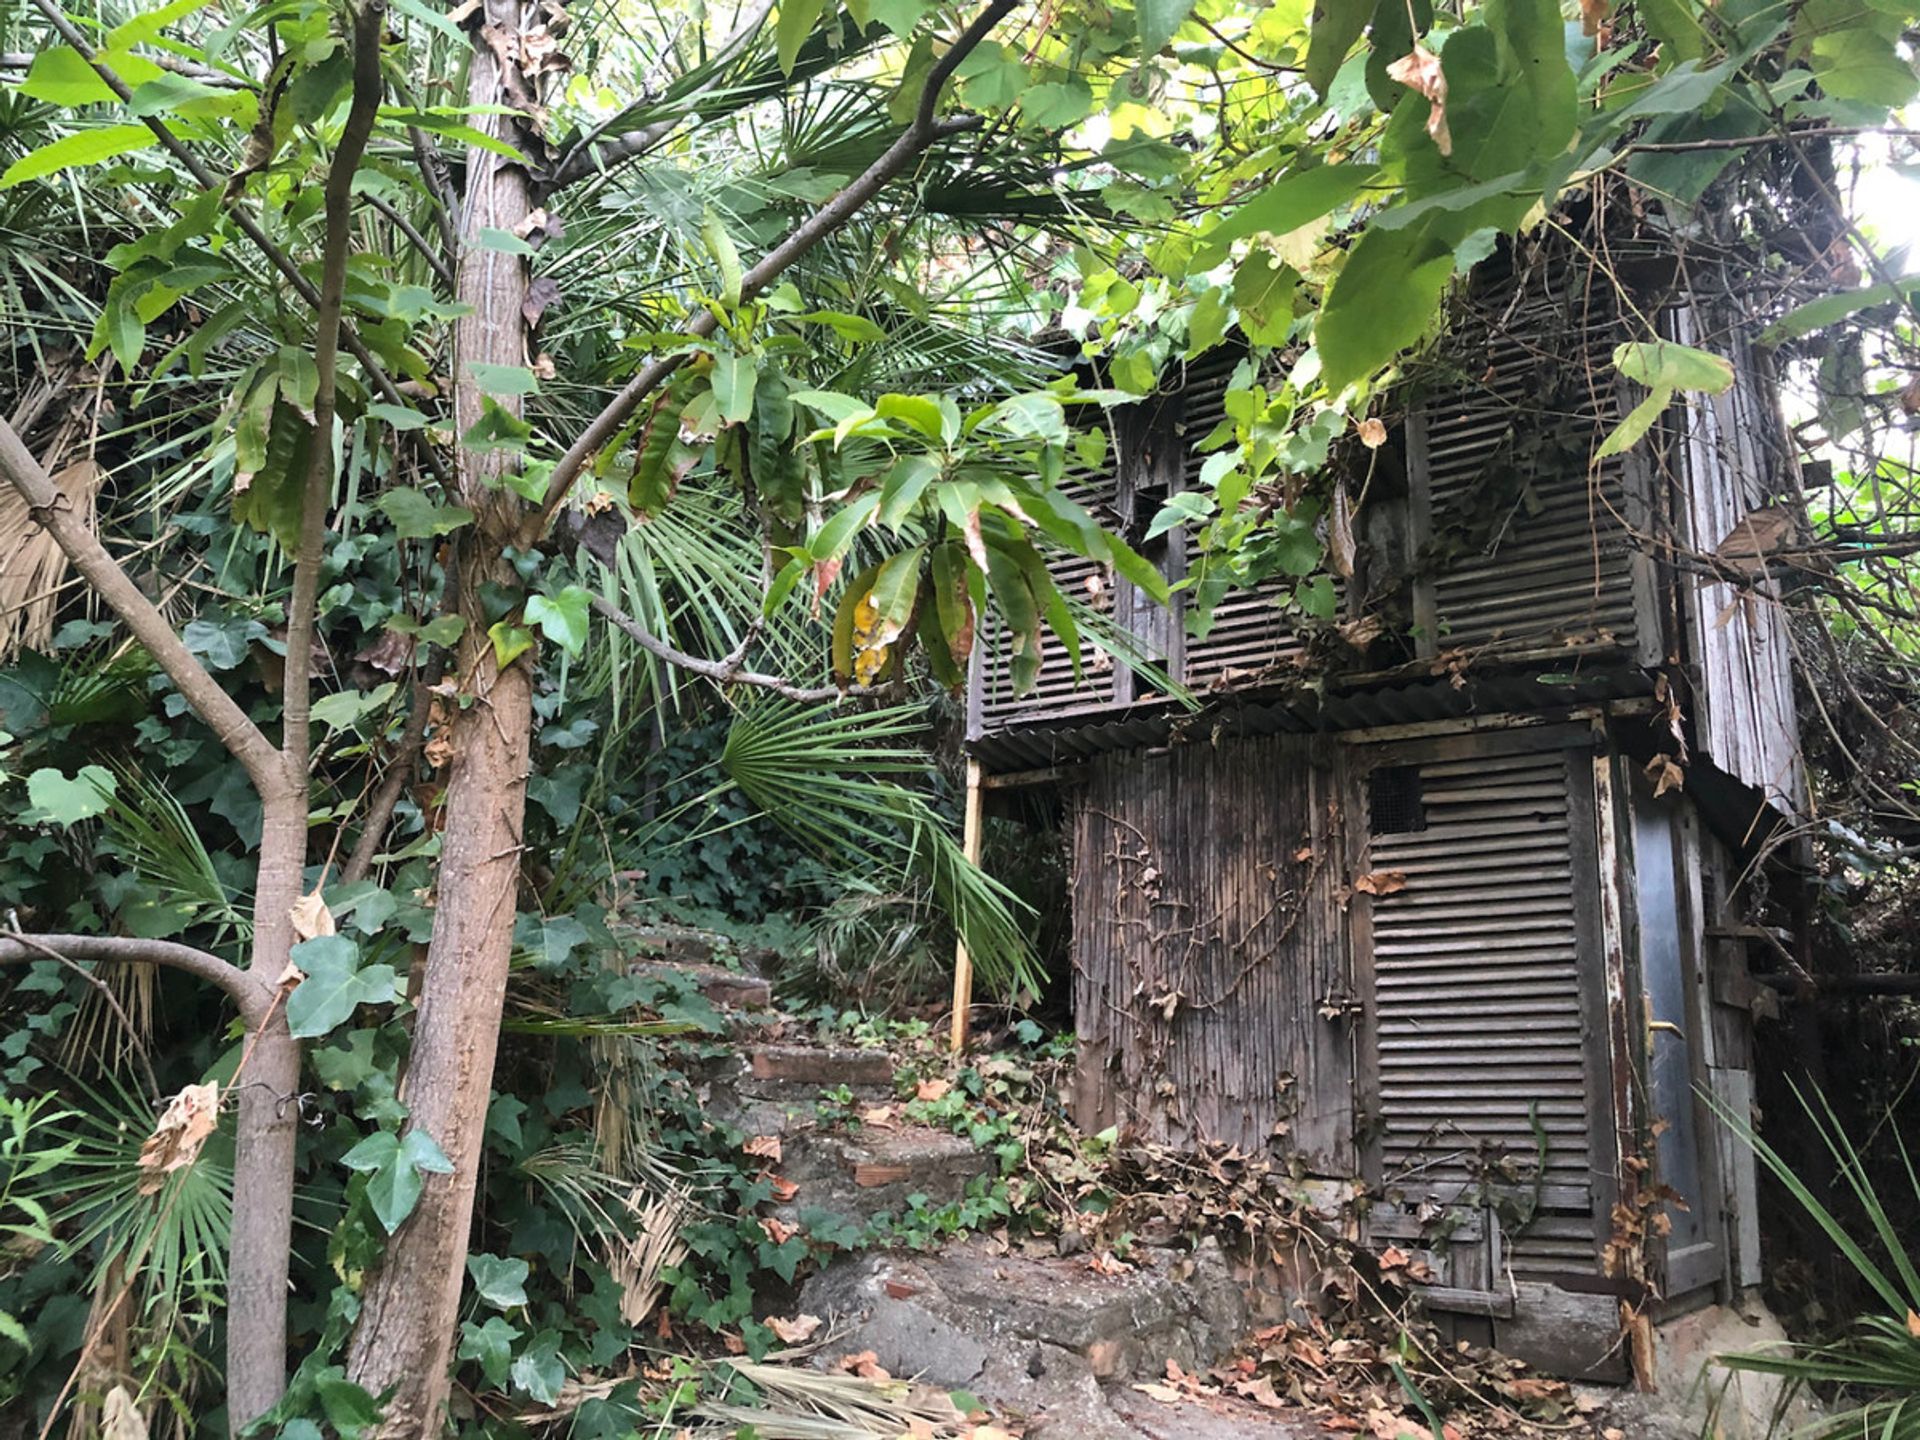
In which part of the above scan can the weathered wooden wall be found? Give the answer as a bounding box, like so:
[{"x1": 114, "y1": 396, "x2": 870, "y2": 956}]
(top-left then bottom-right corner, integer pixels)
[
  {"x1": 1670, "y1": 309, "x2": 1805, "y2": 812},
  {"x1": 1069, "y1": 733, "x2": 1353, "y2": 1171}
]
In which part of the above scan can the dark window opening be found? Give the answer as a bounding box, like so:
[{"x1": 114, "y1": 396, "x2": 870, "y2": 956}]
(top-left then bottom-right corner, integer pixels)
[{"x1": 1369, "y1": 766, "x2": 1427, "y2": 835}]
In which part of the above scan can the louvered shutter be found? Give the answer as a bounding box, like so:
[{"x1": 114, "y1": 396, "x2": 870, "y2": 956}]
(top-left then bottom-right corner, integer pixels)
[
  {"x1": 1412, "y1": 269, "x2": 1648, "y2": 662},
  {"x1": 1356, "y1": 740, "x2": 1611, "y2": 1284},
  {"x1": 1180, "y1": 349, "x2": 1311, "y2": 689}
]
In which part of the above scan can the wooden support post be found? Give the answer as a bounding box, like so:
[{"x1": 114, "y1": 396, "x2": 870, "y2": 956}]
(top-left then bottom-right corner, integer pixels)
[{"x1": 949, "y1": 758, "x2": 985, "y2": 1054}]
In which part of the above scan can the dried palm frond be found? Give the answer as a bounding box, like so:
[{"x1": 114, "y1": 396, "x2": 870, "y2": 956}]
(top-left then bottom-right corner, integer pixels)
[
  {"x1": 692, "y1": 1360, "x2": 980, "y2": 1437},
  {"x1": 607, "y1": 1185, "x2": 689, "y2": 1326},
  {"x1": 0, "y1": 455, "x2": 103, "y2": 661}
]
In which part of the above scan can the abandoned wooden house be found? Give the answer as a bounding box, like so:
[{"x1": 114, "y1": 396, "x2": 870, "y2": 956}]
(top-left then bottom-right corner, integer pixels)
[{"x1": 965, "y1": 237, "x2": 1806, "y2": 1378}]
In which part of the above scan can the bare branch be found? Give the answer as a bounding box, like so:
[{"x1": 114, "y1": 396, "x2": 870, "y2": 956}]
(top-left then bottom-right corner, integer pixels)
[
  {"x1": 589, "y1": 594, "x2": 838, "y2": 701},
  {"x1": 534, "y1": 1, "x2": 1016, "y2": 529},
  {"x1": 2, "y1": 920, "x2": 160, "y2": 1100},
  {"x1": 340, "y1": 651, "x2": 447, "y2": 885},
  {"x1": 364, "y1": 190, "x2": 455, "y2": 288},
  {"x1": 0, "y1": 931, "x2": 266, "y2": 1026},
  {"x1": 0, "y1": 419, "x2": 287, "y2": 794},
  {"x1": 19, "y1": 0, "x2": 452, "y2": 487},
  {"x1": 283, "y1": 0, "x2": 387, "y2": 772}
]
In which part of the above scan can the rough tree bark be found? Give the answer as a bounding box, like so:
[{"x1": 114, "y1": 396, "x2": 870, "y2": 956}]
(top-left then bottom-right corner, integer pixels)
[
  {"x1": 341, "y1": 4, "x2": 1014, "y2": 1432},
  {"x1": 343, "y1": 1, "x2": 538, "y2": 1426}
]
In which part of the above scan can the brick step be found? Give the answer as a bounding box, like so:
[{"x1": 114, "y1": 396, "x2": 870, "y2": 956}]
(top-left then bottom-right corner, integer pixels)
[
  {"x1": 627, "y1": 959, "x2": 772, "y2": 1011},
  {"x1": 773, "y1": 1125, "x2": 996, "y2": 1226},
  {"x1": 745, "y1": 1044, "x2": 894, "y2": 1090}
]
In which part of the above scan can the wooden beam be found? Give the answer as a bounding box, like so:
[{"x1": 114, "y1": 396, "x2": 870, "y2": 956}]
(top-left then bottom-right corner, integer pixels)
[
  {"x1": 949, "y1": 757, "x2": 985, "y2": 1054},
  {"x1": 978, "y1": 764, "x2": 1083, "y2": 790}
]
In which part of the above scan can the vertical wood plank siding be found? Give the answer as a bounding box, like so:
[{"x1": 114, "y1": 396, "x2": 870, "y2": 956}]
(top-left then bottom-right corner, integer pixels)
[
  {"x1": 1070, "y1": 734, "x2": 1354, "y2": 1171},
  {"x1": 1670, "y1": 308, "x2": 1806, "y2": 811}
]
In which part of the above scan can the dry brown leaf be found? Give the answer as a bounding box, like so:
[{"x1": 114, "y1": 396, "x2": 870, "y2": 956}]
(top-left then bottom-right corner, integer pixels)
[
  {"x1": 835, "y1": 1349, "x2": 891, "y2": 1380},
  {"x1": 860, "y1": 1105, "x2": 898, "y2": 1128},
  {"x1": 1385, "y1": 45, "x2": 1451, "y2": 155},
  {"x1": 768, "y1": 1175, "x2": 799, "y2": 1202},
  {"x1": 1644, "y1": 752, "x2": 1685, "y2": 798},
  {"x1": 720, "y1": 1331, "x2": 746, "y2": 1355},
  {"x1": 762, "y1": 1215, "x2": 798, "y2": 1244},
  {"x1": 1353, "y1": 871, "x2": 1407, "y2": 897},
  {"x1": 1329, "y1": 479, "x2": 1356, "y2": 579},
  {"x1": 743, "y1": 1133, "x2": 782, "y2": 1163},
  {"x1": 765, "y1": 1313, "x2": 822, "y2": 1344},
  {"x1": 102, "y1": 1386, "x2": 149, "y2": 1440},
  {"x1": 1132, "y1": 1382, "x2": 1183, "y2": 1404},
  {"x1": 915, "y1": 1077, "x2": 952, "y2": 1102},
  {"x1": 1906, "y1": 1310, "x2": 1920, "y2": 1339},
  {"x1": 289, "y1": 888, "x2": 335, "y2": 942},
  {"x1": 1357, "y1": 416, "x2": 1388, "y2": 449},
  {"x1": 136, "y1": 1082, "x2": 220, "y2": 1194}
]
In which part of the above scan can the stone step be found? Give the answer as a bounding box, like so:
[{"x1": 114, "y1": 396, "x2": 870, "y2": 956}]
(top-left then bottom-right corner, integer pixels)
[
  {"x1": 774, "y1": 1125, "x2": 995, "y2": 1227},
  {"x1": 627, "y1": 958, "x2": 772, "y2": 1011}
]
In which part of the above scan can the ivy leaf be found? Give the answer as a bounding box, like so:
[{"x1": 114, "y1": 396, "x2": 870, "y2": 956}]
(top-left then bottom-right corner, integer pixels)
[
  {"x1": 510, "y1": 1330, "x2": 567, "y2": 1405},
  {"x1": 459, "y1": 1317, "x2": 520, "y2": 1386},
  {"x1": 379, "y1": 488, "x2": 475, "y2": 540},
  {"x1": 310, "y1": 682, "x2": 398, "y2": 732},
  {"x1": 286, "y1": 936, "x2": 401, "y2": 1038},
  {"x1": 488, "y1": 621, "x2": 536, "y2": 669},
  {"x1": 524, "y1": 586, "x2": 592, "y2": 657},
  {"x1": 468, "y1": 1253, "x2": 531, "y2": 1309},
  {"x1": 26, "y1": 766, "x2": 115, "y2": 826},
  {"x1": 366, "y1": 1148, "x2": 424, "y2": 1233}
]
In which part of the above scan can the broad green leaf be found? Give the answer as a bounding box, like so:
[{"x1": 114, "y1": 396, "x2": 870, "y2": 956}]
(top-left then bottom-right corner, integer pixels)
[
  {"x1": 1, "y1": 125, "x2": 157, "y2": 188},
  {"x1": 875, "y1": 393, "x2": 946, "y2": 440},
  {"x1": 18, "y1": 48, "x2": 121, "y2": 106},
  {"x1": 776, "y1": 0, "x2": 829, "y2": 75},
  {"x1": 311, "y1": 682, "x2": 399, "y2": 731},
  {"x1": 26, "y1": 766, "x2": 115, "y2": 826},
  {"x1": 1017, "y1": 76, "x2": 1096, "y2": 127},
  {"x1": 379, "y1": 488, "x2": 475, "y2": 539},
  {"x1": 1185, "y1": 286, "x2": 1231, "y2": 357},
  {"x1": 1596, "y1": 387, "x2": 1670, "y2": 458},
  {"x1": 1193, "y1": 167, "x2": 1376, "y2": 273},
  {"x1": 524, "y1": 586, "x2": 592, "y2": 657},
  {"x1": 879, "y1": 454, "x2": 941, "y2": 530},
  {"x1": 1138, "y1": 0, "x2": 1199, "y2": 54},
  {"x1": 700, "y1": 206, "x2": 744, "y2": 307},
  {"x1": 382, "y1": 109, "x2": 526, "y2": 161},
  {"x1": 1233, "y1": 252, "x2": 1298, "y2": 345},
  {"x1": 986, "y1": 392, "x2": 1067, "y2": 444},
  {"x1": 1306, "y1": 0, "x2": 1372, "y2": 97},
  {"x1": 1613, "y1": 341, "x2": 1734, "y2": 393},
  {"x1": 463, "y1": 397, "x2": 533, "y2": 454},
  {"x1": 1316, "y1": 224, "x2": 1455, "y2": 392},
  {"x1": 341, "y1": 1129, "x2": 400, "y2": 1173},
  {"x1": 712, "y1": 351, "x2": 758, "y2": 426},
  {"x1": 629, "y1": 388, "x2": 689, "y2": 515},
  {"x1": 1762, "y1": 277, "x2": 1920, "y2": 344},
  {"x1": 810, "y1": 492, "x2": 881, "y2": 562},
  {"x1": 466, "y1": 362, "x2": 538, "y2": 397},
  {"x1": 366, "y1": 1150, "x2": 423, "y2": 1233},
  {"x1": 791, "y1": 310, "x2": 886, "y2": 343},
  {"x1": 511, "y1": 1331, "x2": 567, "y2": 1405},
  {"x1": 287, "y1": 936, "x2": 402, "y2": 1038}
]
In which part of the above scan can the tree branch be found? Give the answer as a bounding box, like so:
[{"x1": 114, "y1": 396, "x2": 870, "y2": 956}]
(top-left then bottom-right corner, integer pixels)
[
  {"x1": 19, "y1": 0, "x2": 452, "y2": 488},
  {"x1": 283, "y1": 0, "x2": 386, "y2": 773},
  {"x1": 0, "y1": 932, "x2": 266, "y2": 1026},
  {"x1": 2, "y1": 920, "x2": 160, "y2": 1100},
  {"x1": 589, "y1": 594, "x2": 838, "y2": 700},
  {"x1": 0, "y1": 420, "x2": 286, "y2": 793},
  {"x1": 340, "y1": 648, "x2": 447, "y2": 885},
  {"x1": 365, "y1": 189, "x2": 454, "y2": 288},
  {"x1": 547, "y1": 0, "x2": 776, "y2": 191},
  {"x1": 534, "y1": 1, "x2": 1015, "y2": 530}
]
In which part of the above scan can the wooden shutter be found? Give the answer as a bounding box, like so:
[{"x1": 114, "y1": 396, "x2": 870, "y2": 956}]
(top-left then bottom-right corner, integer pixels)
[
  {"x1": 1411, "y1": 269, "x2": 1649, "y2": 663},
  {"x1": 1180, "y1": 349, "x2": 1309, "y2": 689},
  {"x1": 1355, "y1": 738, "x2": 1613, "y2": 1283}
]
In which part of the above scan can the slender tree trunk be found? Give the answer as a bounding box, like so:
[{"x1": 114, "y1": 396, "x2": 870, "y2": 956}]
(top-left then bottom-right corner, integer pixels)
[
  {"x1": 226, "y1": 783, "x2": 306, "y2": 1432},
  {"x1": 344, "y1": 3, "x2": 536, "y2": 1426}
]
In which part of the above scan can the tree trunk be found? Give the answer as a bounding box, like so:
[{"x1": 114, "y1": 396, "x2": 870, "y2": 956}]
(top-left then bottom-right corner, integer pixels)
[
  {"x1": 227, "y1": 784, "x2": 306, "y2": 1432},
  {"x1": 344, "y1": 3, "x2": 536, "y2": 1426}
]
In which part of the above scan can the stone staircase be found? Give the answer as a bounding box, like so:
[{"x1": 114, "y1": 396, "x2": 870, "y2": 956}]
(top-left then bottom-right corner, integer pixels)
[{"x1": 646, "y1": 946, "x2": 999, "y2": 1234}]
